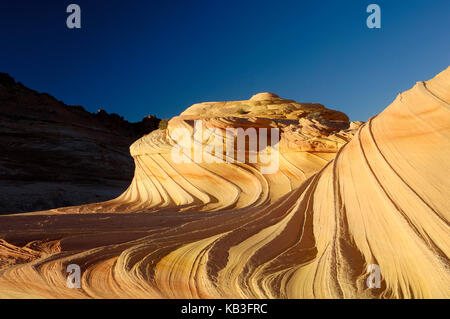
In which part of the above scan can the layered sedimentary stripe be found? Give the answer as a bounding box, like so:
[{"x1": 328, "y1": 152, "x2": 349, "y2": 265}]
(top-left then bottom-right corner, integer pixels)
[{"x1": 0, "y1": 68, "x2": 448, "y2": 299}]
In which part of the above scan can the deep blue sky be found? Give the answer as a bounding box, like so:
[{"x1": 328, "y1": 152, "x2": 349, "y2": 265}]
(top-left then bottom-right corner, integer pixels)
[{"x1": 0, "y1": 0, "x2": 449, "y2": 122}]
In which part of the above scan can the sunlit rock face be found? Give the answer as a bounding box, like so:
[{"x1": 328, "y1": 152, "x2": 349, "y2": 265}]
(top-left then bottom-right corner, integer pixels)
[
  {"x1": 0, "y1": 68, "x2": 448, "y2": 299},
  {"x1": 54, "y1": 93, "x2": 360, "y2": 213}
]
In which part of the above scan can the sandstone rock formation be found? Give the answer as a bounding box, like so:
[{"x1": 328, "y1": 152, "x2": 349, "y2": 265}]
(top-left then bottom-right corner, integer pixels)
[
  {"x1": 0, "y1": 73, "x2": 160, "y2": 213},
  {"x1": 52, "y1": 92, "x2": 360, "y2": 213},
  {"x1": 0, "y1": 67, "x2": 448, "y2": 299}
]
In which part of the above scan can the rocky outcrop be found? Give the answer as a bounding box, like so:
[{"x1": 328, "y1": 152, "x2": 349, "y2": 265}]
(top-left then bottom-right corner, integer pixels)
[
  {"x1": 53, "y1": 92, "x2": 361, "y2": 213},
  {"x1": 0, "y1": 73, "x2": 160, "y2": 213},
  {"x1": 0, "y1": 68, "x2": 448, "y2": 299}
]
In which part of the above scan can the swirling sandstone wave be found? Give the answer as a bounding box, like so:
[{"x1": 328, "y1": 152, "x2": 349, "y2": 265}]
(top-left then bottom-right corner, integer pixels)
[
  {"x1": 52, "y1": 92, "x2": 358, "y2": 213},
  {"x1": 0, "y1": 68, "x2": 448, "y2": 299}
]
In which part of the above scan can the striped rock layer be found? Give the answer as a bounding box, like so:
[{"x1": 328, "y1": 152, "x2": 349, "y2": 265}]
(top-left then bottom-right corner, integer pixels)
[{"x1": 0, "y1": 67, "x2": 448, "y2": 299}]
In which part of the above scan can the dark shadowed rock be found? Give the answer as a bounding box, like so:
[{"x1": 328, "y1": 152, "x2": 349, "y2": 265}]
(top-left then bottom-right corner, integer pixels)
[{"x1": 0, "y1": 73, "x2": 161, "y2": 213}]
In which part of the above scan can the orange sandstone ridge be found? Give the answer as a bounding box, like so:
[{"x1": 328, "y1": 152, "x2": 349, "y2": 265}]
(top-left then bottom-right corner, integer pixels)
[{"x1": 0, "y1": 67, "x2": 448, "y2": 299}]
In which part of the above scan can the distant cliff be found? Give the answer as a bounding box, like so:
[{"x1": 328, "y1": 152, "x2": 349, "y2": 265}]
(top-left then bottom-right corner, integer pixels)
[{"x1": 0, "y1": 73, "x2": 161, "y2": 213}]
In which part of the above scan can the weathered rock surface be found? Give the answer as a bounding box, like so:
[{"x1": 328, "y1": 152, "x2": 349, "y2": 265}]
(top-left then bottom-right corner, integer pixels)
[
  {"x1": 53, "y1": 91, "x2": 360, "y2": 213},
  {"x1": 0, "y1": 73, "x2": 160, "y2": 213},
  {"x1": 0, "y1": 68, "x2": 448, "y2": 299}
]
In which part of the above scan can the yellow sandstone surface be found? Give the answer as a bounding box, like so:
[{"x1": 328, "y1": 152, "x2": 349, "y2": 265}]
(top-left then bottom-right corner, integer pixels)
[
  {"x1": 51, "y1": 91, "x2": 358, "y2": 213},
  {"x1": 0, "y1": 67, "x2": 448, "y2": 299}
]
